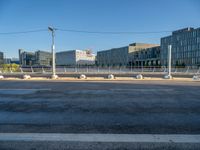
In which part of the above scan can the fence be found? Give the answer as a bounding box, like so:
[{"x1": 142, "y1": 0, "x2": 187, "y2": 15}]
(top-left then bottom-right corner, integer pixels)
[{"x1": 0, "y1": 66, "x2": 200, "y2": 75}]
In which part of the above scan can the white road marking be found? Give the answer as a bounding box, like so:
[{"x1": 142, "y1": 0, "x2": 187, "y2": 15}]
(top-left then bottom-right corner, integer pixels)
[{"x1": 0, "y1": 133, "x2": 199, "y2": 143}]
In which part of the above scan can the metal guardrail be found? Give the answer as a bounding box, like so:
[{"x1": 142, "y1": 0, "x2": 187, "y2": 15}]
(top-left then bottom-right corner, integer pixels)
[{"x1": 0, "y1": 66, "x2": 200, "y2": 75}]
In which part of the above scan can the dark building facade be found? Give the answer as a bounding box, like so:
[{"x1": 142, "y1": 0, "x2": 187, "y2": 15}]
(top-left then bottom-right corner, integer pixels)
[
  {"x1": 35, "y1": 50, "x2": 52, "y2": 66},
  {"x1": 97, "y1": 43, "x2": 158, "y2": 67},
  {"x1": 0, "y1": 51, "x2": 3, "y2": 65},
  {"x1": 19, "y1": 49, "x2": 35, "y2": 66},
  {"x1": 130, "y1": 46, "x2": 161, "y2": 66},
  {"x1": 19, "y1": 49, "x2": 52, "y2": 66},
  {"x1": 161, "y1": 27, "x2": 200, "y2": 67}
]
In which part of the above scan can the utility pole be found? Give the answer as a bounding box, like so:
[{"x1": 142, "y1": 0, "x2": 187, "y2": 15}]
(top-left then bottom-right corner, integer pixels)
[{"x1": 48, "y1": 27, "x2": 58, "y2": 79}]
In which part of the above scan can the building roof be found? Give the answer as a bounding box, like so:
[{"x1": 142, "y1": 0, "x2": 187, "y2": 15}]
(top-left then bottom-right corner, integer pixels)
[{"x1": 172, "y1": 27, "x2": 194, "y2": 35}]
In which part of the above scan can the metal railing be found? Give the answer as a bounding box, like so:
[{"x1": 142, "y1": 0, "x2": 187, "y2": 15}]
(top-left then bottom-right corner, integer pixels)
[{"x1": 0, "y1": 66, "x2": 200, "y2": 75}]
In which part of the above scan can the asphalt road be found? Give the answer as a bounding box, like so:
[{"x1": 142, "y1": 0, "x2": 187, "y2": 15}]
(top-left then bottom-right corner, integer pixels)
[{"x1": 0, "y1": 80, "x2": 200, "y2": 134}]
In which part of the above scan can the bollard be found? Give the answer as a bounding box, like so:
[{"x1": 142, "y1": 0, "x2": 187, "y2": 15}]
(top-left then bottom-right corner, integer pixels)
[
  {"x1": 23, "y1": 75, "x2": 31, "y2": 79},
  {"x1": 0, "y1": 75, "x2": 4, "y2": 79},
  {"x1": 164, "y1": 74, "x2": 173, "y2": 79},
  {"x1": 51, "y1": 74, "x2": 58, "y2": 79},
  {"x1": 193, "y1": 75, "x2": 200, "y2": 81},
  {"x1": 108, "y1": 74, "x2": 115, "y2": 79},
  {"x1": 79, "y1": 74, "x2": 87, "y2": 79},
  {"x1": 136, "y1": 74, "x2": 144, "y2": 79}
]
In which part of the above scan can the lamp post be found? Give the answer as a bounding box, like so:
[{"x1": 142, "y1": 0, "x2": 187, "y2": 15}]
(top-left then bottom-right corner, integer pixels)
[
  {"x1": 48, "y1": 26, "x2": 58, "y2": 79},
  {"x1": 164, "y1": 45, "x2": 173, "y2": 79},
  {"x1": 168, "y1": 45, "x2": 172, "y2": 77}
]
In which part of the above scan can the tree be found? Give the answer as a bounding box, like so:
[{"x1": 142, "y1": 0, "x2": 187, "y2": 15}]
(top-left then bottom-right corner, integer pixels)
[{"x1": 2, "y1": 63, "x2": 20, "y2": 72}]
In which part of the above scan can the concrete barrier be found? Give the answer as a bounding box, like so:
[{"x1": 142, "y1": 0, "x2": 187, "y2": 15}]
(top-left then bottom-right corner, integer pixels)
[
  {"x1": 108, "y1": 74, "x2": 115, "y2": 79},
  {"x1": 79, "y1": 74, "x2": 87, "y2": 79},
  {"x1": 51, "y1": 75, "x2": 59, "y2": 79},
  {"x1": 0, "y1": 75, "x2": 4, "y2": 79},
  {"x1": 136, "y1": 74, "x2": 143, "y2": 79},
  {"x1": 164, "y1": 74, "x2": 173, "y2": 79},
  {"x1": 23, "y1": 75, "x2": 31, "y2": 79},
  {"x1": 193, "y1": 75, "x2": 200, "y2": 81}
]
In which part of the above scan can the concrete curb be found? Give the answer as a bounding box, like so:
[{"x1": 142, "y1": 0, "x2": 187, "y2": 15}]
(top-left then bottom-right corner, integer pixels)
[{"x1": 0, "y1": 77, "x2": 196, "y2": 82}]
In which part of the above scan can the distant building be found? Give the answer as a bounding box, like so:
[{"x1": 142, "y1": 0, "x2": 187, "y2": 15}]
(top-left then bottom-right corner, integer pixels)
[
  {"x1": 130, "y1": 46, "x2": 161, "y2": 66},
  {"x1": 97, "y1": 46, "x2": 128, "y2": 67},
  {"x1": 4, "y1": 58, "x2": 19, "y2": 64},
  {"x1": 10, "y1": 58, "x2": 20, "y2": 64},
  {"x1": 0, "y1": 51, "x2": 4, "y2": 65},
  {"x1": 19, "y1": 49, "x2": 52, "y2": 66},
  {"x1": 161, "y1": 27, "x2": 200, "y2": 67},
  {"x1": 97, "y1": 43, "x2": 158, "y2": 67},
  {"x1": 35, "y1": 50, "x2": 52, "y2": 66},
  {"x1": 56, "y1": 50, "x2": 96, "y2": 66},
  {"x1": 4, "y1": 58, "x2": 11, "y2": 64},
  {"x1": 19, "y1": 49, "x2": 35, "y2": 66}
]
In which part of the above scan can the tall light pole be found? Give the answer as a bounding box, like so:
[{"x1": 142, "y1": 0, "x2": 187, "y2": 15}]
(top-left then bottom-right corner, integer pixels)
[
  {"x1": 48, "y1": 26, "x2": 58, "y2": 79},
  {"x1": 168, "y1": 45, "x2": 172, "y2": 77},
  {"x1": 164, "y1": 45, "x2": 173, "y2": 79}
]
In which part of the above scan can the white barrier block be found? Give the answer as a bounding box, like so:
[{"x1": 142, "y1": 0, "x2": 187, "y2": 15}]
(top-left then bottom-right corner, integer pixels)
[
  {"x1": 79, "y1": 74, "x2": 87, "y2": 79},
  {"x1": 108, "y1": 74, "x2": 115, "y2": 79},
  {"x1": 136, "y1": 74, "x2": 144, "y2": 79},
  {"x1": 164, "y1": 74, "x2": 173, "y2": 79},
  {"x1": 193, "y1": 75, "x2": 200, "y2": 81},
  {"x1": 51, "y1": 75, "x2": 58, "y2": 79},
  {"x1": 23, "y1": 75, "x2": 31, "y2": 79},
  {"x1": 0, "y1": 75, "x2": 4, "y2": 79}
]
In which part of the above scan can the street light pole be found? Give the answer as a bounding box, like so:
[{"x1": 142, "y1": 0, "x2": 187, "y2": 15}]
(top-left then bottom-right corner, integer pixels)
[
  {"x1": 48, "y1": 26, "x2": 58, "y2": 79},
  {"x1": 164, "y1": 45, "x2": 172, "y2": 79},
  {"x1": 168, "y1": 45, "x2": 172, "y2": 77}
]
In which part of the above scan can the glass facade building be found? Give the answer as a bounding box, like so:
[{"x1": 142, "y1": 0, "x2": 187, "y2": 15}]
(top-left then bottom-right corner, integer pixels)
[
  {"x1": 161, "y1": 27, "x2": 200, "y2": 67},
  {"x1": 0, "y1": 51, "x2": 3, "y2": 65},
  {"x1": 130, "y1": 46, "x2": 160, "y2": 66},
  {"x1": 19, "y1": 49, "x2": 52, "y2": 66},
  {"x1": 97, "y1": 43, "x2": 158, "y2": 67},
  {"x1": 35, "y1": 50, "x2": 52, "y2": 66}
]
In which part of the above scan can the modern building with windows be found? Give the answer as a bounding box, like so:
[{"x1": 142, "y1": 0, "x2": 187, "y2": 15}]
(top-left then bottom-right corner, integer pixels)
[
  {"x1": 97, "y1": 43, "x2": 158, "y2": 67},
  {"x1": 56, "y1": 50, "x2": 96, "y2": 66},
  {"x1": 0, "y1": 51, "x2": 4, "y2": 65},
  {"x1": 97, "y1": 46, "x2": 128, "y2": 67},
  {"x1": 130, "y1": 46, "x2": 161, "y2": 66},
  {"x1": 19, "y1": 49, "x2": 35, "y2": 66},
  {"x1": 19, "y1": 49, "x2": 52, "y2": 66},
  {"x1": 10, "y1": 58, "x2": 20, "y2": 64},
  {"x1": 35, "y1": 50, "x2": 52, "y2": 66},
  {"x1": 161, "y1": 27, "x2": 200, "y2": 67}
]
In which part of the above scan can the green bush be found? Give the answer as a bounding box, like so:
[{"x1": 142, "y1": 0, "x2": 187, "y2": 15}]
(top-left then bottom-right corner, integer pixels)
[{"x1": 1, "y1": 64, "x2": 20, "y2": 72}]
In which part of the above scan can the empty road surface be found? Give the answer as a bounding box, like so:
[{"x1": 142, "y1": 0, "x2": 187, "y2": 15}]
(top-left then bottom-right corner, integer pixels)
[{"x1": 0, "y1": 80, "x2": 200, "y2": 149}]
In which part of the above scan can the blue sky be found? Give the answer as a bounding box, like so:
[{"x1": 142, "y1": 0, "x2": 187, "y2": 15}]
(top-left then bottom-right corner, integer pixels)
[{"x1": 0, "y1": 0, "x2": 200, "y2": 58}]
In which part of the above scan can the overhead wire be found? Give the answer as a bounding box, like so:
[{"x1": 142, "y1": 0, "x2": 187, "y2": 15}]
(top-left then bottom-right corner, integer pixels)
[
  {"x1": 57, "y1": 28, "x2": 171, "y2": 34},
  {"x1": 0, "y1": 29, "x2": 47, "y2": 35},
  {"x1": 0, "y1": 28, "x2": 172, "y2": 35}
]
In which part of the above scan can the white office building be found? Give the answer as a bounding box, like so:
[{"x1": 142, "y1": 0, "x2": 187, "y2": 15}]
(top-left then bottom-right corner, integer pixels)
[{"x1": 56, "y1": 50, "x2": 96, "y2": 66}]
